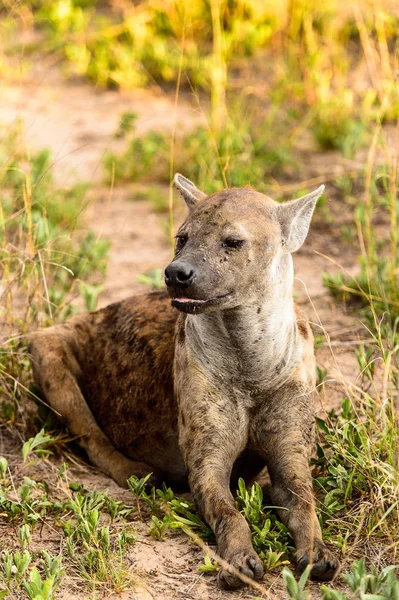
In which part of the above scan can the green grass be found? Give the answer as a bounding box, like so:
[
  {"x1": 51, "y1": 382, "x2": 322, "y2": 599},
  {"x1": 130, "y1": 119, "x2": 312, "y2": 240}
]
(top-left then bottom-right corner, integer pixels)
[
  {"x1": 3, "y1": 0, "x2": 398, "y2": 157},
  {"x1": 282, "y1": 559, "x2": 399, "y2": 600},
  {"x1": 323, "y1": 142, "x2": 399, "y2": 324},
  {"x1": 0, "y1": 458, "x2": 136, "y2": 597},
  {"x1": 0, "y1": 121, "x2": 110, "y2": 428},
  {"x1": 61, "y1": 490, "x2": 135, "y2": 588},
  {"x1": 314, "y1": 395, "x2": 399, "y2": 556},
  {"x1": 104, "y1": 113, "x2": 295, "y2": 192},
  {"x1": 0, "y1": 548, "x2": 64, "y2": 600},
  {"x1": 0, "y1": 122, "x2": 110, "y2": 320}
]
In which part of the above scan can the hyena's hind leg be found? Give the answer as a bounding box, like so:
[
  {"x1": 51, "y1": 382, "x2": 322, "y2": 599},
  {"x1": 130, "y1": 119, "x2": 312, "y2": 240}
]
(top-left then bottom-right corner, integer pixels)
[{"x1": 28, "y1": 326, "x2": 153, "y2": 488}]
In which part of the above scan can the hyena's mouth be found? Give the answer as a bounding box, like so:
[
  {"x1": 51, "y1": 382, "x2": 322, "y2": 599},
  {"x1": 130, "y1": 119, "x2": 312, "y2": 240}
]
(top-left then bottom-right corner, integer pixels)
[{"x1": 171, "y1": 293, "x2": 232, "y2": 314}]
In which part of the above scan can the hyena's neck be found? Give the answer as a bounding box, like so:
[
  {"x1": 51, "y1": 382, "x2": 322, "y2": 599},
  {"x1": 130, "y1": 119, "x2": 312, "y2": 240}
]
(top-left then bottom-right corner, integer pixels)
[{"x1": 186, "y1": 266, "x2": 301, "y2": 390}]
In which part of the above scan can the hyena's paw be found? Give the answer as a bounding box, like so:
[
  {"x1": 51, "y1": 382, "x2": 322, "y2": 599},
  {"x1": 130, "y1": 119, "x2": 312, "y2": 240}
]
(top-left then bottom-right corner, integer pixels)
[
  {"x1": 218, "y1": 548, "x2": 264, "y2": 590},
  {"x1": 297, "y1": 539, "x2": 340, "y2": 582}
]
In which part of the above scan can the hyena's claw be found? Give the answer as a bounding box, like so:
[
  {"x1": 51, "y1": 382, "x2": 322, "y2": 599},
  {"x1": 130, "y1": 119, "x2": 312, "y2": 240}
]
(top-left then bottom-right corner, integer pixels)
[
  {"x1": 297, "y1": 540, "x2": 340, "y2": 582},
  {"x1": 217, "y1": 549, "x2": 264, "y2": 589}
]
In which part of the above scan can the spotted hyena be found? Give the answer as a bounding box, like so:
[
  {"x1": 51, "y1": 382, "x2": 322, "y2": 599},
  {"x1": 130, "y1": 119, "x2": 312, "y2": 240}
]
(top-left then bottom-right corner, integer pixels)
[{"x1": 29, "y1": 174, "x2": 339, "y2": 589}]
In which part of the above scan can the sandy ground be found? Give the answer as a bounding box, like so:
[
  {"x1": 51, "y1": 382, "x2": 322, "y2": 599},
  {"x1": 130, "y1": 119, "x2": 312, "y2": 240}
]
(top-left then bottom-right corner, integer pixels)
[
  {"x1": 0, "y1": 55, "x2": 204, "y2": 184},
  {"x1": 0, "y1": 57, "x2": 369, "y2": 599}
]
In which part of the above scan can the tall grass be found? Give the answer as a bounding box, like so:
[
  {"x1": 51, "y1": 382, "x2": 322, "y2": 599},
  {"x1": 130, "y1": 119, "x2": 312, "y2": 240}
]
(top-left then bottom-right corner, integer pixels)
[
  {"x1": 0, "y1": 122, "x2": 109, "y2": 427},
  {"x1": 4, "y1": 1, "x2": 397, "y2": 127}
]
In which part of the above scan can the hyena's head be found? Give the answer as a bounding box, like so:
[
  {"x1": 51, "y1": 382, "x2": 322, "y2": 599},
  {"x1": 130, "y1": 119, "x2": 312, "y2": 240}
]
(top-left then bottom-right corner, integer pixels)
[{"x1": 164, "y1": 174, "x2": 324, "y2": 314}]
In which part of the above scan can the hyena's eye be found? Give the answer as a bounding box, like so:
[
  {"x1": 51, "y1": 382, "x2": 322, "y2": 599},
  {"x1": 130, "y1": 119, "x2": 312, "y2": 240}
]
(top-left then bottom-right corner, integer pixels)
[
  {"x1": 175, "y1": 235, "x2": 188, "y2": 252},
  {"x1": 222, "y1": 238, "x2": 245, "y2": 249}
]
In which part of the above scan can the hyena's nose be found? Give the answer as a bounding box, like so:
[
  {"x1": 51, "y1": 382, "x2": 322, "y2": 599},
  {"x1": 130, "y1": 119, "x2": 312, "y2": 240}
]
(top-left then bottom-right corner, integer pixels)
[{"x1": 164, "y1": 261, "x2": 196, "y2": 288}]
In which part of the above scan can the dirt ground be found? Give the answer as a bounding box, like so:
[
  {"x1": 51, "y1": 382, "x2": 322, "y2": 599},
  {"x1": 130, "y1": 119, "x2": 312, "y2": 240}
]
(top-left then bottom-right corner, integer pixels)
[{"x1": 0, "y1": 57, "x2": 370, "y2": 599}]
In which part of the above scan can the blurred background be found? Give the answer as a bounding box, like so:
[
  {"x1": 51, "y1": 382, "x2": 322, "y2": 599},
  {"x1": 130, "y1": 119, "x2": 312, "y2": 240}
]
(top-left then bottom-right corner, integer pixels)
[
  {"x1": 1, "y1": 0, "x2": 398, "y2": 309},
  {"x1": 0, "y1": 2, "x2": 399, "y2": 598}
]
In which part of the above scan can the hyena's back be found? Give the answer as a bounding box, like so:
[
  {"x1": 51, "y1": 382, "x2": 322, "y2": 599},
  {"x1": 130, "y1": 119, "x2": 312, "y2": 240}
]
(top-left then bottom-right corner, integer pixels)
[{"x1": 31, "y1": 290, "x2": 186, "y2": 482}]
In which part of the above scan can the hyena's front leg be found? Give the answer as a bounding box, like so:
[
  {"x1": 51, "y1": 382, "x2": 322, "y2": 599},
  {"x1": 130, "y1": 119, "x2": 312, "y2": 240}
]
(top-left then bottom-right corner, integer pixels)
[
  {"x1": 179, "y1": 392, "x2": 264, "y2": 589},
  {"x1": 251, "y1": 383, "x2": 340, "y2": 582}
]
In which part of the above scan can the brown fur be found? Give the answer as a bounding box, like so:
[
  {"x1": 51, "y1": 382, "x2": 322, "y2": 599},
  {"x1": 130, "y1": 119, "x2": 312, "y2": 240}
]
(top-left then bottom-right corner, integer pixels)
[{"x1": 29, "y1": 177, "x2": 339, "y2": 589}]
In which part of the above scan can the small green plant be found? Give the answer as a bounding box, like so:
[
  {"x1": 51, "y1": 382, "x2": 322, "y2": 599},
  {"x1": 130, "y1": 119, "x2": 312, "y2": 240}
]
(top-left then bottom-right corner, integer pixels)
[
  {"x1": 343, "y1": 559, "x2": 398, "y2": 597},
  {"x1": 0, "y1": 550, "x2": 64, "y2": 600},
  {"x1": 313, "y1": 388, "x2": 399, "y2": 553},
  {"x1": 311, "y1": 96, "x2": 368, "y2": 158},
  {"x1": 316, "y1": 366, "x2": 328, "y2": 386},
  {"x1": 149, "y1": 515, "x2": 171, "y2": 540},
  {"x1": 0, "y1": 458, "x2": 8, "y2": 478},
  {"x1": 321, "y1": 560, "x2": 399, "y2": 600},
  {"x1": 198, "y1": 553, "x2": 219, "y2": 574},
  {"x1": 283, "y1": 561, "x2": 399, "y2": 599},
  {"x1": 114, "y1": 111, "x2": 138, "y2": 138},
  {"x1": 0, "y1": 550, "x2": 31, "y2": 588},
  {"x1": 61, "y1": 490, "x2": 135, "y2": 587},
  {"x1": 18, "y1": 524, "x2": 32, "y2": 547},
  {"x1": 128, "y1": 475, "x2": 212, "y2": 540},
  {"x1": 282, "y1": 565, "x2": 312, "y2": 600},
  {"x1": 104, "y1": 130, "x2": 169, "y2": 183},
  {"x1": 22, "y1": 429, "x2": 56, "y2": 462},
  {"x1": 324, "y1": 144, "x2": 399, "y2": 327},
  {"x1": 0, "y1": 476, "x2": 60, "y2": 525},
  {"x1": 23, "y1": 559, "x2": 64, "y2": 600},
  {"x1": 79, "y1": 281, "x2": 105, "y2": 312},
  {"x1": 235, "y1": 478, "x2": 293, "y2": 569},
  {"x1": 0, "y1": 466, "x2": 135, "y2": 594},
  {"x1": 127, "y1": 473, "x2": 153, "y2": 498}
]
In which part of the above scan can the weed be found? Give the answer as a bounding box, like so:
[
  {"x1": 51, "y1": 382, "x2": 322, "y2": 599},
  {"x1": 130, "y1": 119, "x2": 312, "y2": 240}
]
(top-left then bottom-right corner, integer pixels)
[
  {"x1": 10, "y1": 0, "x2": 398, "y2": 135},
  {"x1": 0, "y1": 475, "x2": 59, "y2": 525},
  {"x1": 128, "y1": 475, "x2": 213, "y2": 540},
  {"x1": 128, "y1": 474, "x2": 293, "y2": 573},
  {"x1": 0, "y1": 121, "x2": 110, "y2": 427},
  {"x1": 323, "y1": 130, "x2": 399, "y2": 324},
  {"x1": 131, "y1": 188, "x2": 170, "y2": 214},
  {"x1": 342, "y1": 559, "x2": 398, "y2": 597},
  {"x1": 137, "y1": 268, "x2": 164, "y2": 290},
  {"x1": 0, "y1": 550, "x2": 64, "y2": 600},
  {"x1": 114, "y1": 111, "x2": 138, "y2": 139},
  {"x1": 235, "y1": 478, "x2": 293, "y2": 570},
  {"x1": 282, "y1": 565, "x2": 312, "y2": 600},
  {"x1": 282, "y1": 560, "x2": 399, "y2": 599},
  {"x1": 316, "y1": 366, "x2": 328, "y2": 386},
  {"x1": 148, "y1": 515, "x2": 171, "y2": 540},
  {"x1": 17, "y1": 524, "x2": 32, "y2": 547},
  {"x1": 0, "y1": 460, "x2": 136, "y2": 593},
  {"x1": 103, "y1": 130, "x2": 169, "y2": 184},
  {"x1": 22, "y1": 429, "x2": 56, "y2": 462},
  {"x1": 78, "y1": 281, "x2": 105, "y2": 312},
  {"x1": 0, "y1": 458, "x2": 8, "y2": 478},
  {"x1": 104, "y1": 116, "x2": 294, "y2": 191},
  {"x1": 313, "y1": 380, "x2": 399, "y2": 556},
  {"x1": 198, "y1": 554, "x2": 219, "y2": 574},
  {"x1": 61, "y1": 490, "x2": 135, "y2": 587},
  {"x1": 311, "y1": 95, "x2": 368, "y2": 158}
]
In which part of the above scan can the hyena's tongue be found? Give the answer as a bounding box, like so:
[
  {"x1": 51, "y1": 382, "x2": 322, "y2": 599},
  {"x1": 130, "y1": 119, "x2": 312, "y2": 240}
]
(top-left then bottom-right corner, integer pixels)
[{"x1": 175, "y1": 298, "x2": 206, "y2": 303}]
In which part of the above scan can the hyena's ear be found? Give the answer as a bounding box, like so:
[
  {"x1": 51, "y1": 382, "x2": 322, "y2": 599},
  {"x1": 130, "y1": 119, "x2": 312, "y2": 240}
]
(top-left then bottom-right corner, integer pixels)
[
  {"x1": 277, "y1": 185, "x2": 325, "y2": 253},
  {"x1": 174, "y1": 173, "x2": 207, "y2": 209}
]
